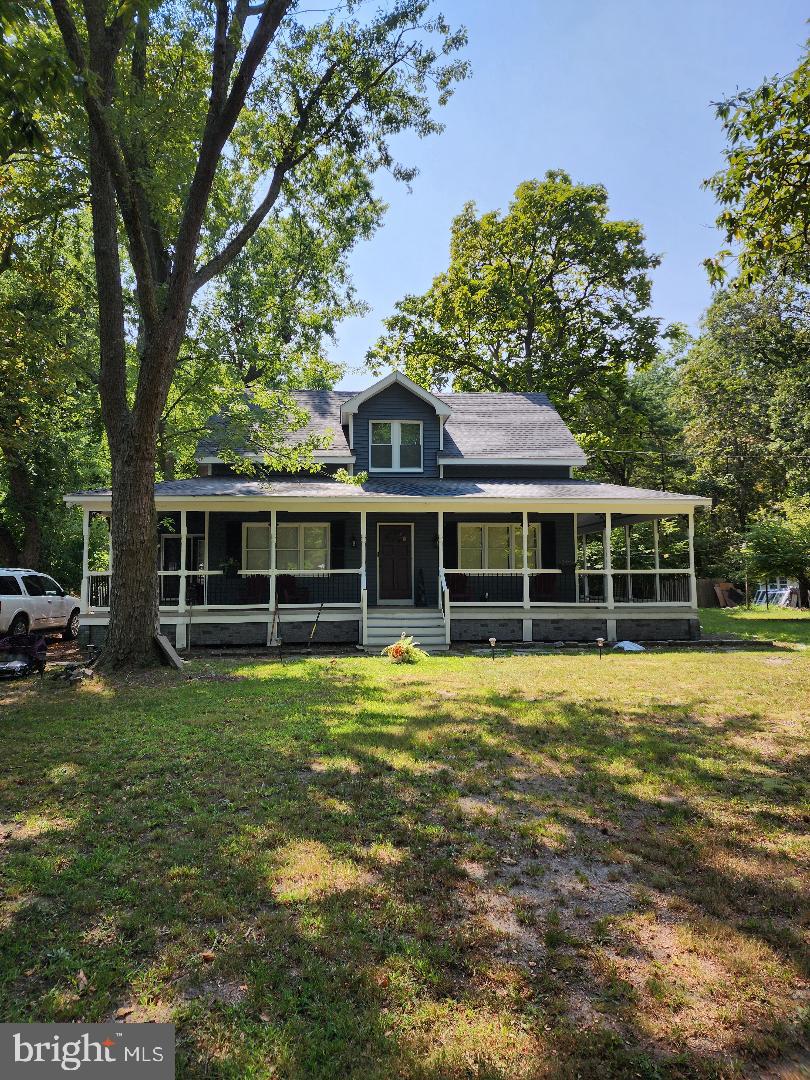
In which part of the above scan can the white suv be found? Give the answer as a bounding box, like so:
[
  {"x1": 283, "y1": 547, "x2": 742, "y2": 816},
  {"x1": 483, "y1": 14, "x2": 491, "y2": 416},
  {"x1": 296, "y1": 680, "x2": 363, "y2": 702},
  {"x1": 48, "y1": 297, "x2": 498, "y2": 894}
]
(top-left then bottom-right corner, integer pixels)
[{"x1": 0, "y1": 569, "x2": 81, "y2": 639}]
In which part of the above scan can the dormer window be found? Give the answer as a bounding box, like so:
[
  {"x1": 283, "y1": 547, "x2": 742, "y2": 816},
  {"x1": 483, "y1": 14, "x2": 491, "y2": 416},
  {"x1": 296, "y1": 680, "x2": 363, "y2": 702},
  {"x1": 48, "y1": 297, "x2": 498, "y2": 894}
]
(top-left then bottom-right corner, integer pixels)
[{"x1": 370, "y1": 421, "x2": 423, "y2": 472}]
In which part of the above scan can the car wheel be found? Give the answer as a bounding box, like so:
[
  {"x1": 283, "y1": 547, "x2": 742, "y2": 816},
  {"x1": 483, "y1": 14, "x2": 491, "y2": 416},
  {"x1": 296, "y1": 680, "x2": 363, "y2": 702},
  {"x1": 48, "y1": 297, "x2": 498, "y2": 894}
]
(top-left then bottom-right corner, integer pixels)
[
  {"x1": 9, "y1": 613, "x2": 28, "y2": 637},
  {"x1": 62, "y1": 610, "x2": 81, "y2": 640}
]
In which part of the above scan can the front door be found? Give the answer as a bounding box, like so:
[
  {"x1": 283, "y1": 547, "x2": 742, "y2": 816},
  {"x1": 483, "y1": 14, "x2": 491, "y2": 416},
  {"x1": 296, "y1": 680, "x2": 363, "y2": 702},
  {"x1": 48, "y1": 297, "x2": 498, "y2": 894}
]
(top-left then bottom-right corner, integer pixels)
[{"x1": 378, "y1": 524, "x2": 413, "y2": 603}]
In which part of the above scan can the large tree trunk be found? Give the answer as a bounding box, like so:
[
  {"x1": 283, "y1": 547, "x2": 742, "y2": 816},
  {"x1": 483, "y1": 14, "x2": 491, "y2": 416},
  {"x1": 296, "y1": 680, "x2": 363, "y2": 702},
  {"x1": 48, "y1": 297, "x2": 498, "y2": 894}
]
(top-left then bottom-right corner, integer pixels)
[
  {"x1": 101, "y1": 427, "x2": 161, "y2": 667},
  {"x1": 798, "y1": 573, "x2": 810, "y2": 610},
  {"x1": 7, "y1": 461, "x2": 43, "y2": 568},
  {"x1": 0, "y1": 516, "x2": 20, "y2": 565}
]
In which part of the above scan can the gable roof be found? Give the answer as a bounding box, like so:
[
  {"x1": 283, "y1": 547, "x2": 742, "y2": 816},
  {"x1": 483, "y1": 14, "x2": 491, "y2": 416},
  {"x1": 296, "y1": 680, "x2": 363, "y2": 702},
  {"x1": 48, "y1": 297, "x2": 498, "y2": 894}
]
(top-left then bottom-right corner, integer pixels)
[
  {"x1": 438, "y1": 392, "x2": 585, "y2": 464},
  {"x1": 339, "y1": 370, "x2": 451, "y2": 421},
  {"x1": 195, "y1": 382, "x2": 586, "y2": 466}
]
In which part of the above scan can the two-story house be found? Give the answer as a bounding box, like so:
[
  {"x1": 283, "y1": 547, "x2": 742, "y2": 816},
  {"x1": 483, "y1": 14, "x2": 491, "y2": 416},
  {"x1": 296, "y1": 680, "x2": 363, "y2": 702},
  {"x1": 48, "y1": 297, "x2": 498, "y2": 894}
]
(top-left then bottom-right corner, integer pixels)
[{"x1": 67, "y1": 371, "x2": 710, "y2": 651}]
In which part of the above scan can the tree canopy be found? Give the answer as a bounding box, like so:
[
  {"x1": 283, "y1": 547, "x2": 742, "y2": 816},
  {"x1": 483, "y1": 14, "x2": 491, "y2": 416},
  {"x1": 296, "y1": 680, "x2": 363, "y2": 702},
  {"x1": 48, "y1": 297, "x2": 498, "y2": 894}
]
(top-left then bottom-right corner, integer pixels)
[
  {"x1": 746, "y1": 499, "x2": 810, "y2": 607},
  {"x1": 368, "y1": 172, "x2": 664, "y2": 439},
  {"x1": 705, "y1": 38, "x2": 810, "y2": 286}
]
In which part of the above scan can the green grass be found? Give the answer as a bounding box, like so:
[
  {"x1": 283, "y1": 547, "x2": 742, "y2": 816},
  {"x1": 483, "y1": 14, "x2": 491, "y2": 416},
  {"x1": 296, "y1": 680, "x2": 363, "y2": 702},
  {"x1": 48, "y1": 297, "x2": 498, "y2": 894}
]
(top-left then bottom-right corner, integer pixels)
[
  {"x1": 1, "y1": 648, "x2": 808, "y2": 1078},
  {"x1": 700, "y1": 604, "x2": 810, "y2": 646}
]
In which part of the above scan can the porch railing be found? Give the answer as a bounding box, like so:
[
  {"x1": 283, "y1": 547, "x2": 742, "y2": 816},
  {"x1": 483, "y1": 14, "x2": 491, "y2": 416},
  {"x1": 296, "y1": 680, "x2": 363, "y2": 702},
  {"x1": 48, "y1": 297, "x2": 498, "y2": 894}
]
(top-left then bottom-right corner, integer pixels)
[
  {"x1": 611, "y1": 570, "x2": 691, "y2": 604},
  {"x1": 86, "y1": 565, "x2": 693, "y2": 612},
  {"x1": 86, "y1": 569, "x2": 362, "y2": 610},
  {"x1": 442, "y1": 568, "x2": 694, "y2": 608},
  {"x1": 444, "y1": 569, "x2": 576, "y2": 605}
]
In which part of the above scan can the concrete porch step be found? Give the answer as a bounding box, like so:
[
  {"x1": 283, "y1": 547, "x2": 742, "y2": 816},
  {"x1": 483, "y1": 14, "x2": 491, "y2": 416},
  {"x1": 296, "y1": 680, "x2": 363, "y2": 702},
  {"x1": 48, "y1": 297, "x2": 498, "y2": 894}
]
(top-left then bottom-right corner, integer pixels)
[{"x1": 365, "y1": 607, "x2": 448, "y2": 653}]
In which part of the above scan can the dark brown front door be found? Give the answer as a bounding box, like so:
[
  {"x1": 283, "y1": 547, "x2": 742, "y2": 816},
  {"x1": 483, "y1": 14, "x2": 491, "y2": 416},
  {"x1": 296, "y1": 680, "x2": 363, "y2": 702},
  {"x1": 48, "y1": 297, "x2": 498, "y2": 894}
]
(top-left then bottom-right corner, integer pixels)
[{"x1": 378, "y1": 524, "x2": 412, "y2": 601}]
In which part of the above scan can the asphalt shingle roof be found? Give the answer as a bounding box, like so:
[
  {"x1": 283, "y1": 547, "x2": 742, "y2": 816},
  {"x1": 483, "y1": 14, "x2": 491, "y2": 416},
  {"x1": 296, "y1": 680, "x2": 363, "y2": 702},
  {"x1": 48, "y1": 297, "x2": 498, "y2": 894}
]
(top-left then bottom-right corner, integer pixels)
[
  {"x1": 195, "y1": 389, "x2": 586, "y2": 464},
  {"x1": 67, "y1": 477, "x2": 707, "y2": 503}
]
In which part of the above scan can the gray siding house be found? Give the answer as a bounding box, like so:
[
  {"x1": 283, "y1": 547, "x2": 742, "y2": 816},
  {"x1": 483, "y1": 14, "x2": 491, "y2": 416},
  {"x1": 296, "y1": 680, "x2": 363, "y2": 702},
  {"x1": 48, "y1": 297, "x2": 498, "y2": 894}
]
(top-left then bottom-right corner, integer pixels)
[{"x1": 67, "y1": 371, "x2": 710, "y2": 651}]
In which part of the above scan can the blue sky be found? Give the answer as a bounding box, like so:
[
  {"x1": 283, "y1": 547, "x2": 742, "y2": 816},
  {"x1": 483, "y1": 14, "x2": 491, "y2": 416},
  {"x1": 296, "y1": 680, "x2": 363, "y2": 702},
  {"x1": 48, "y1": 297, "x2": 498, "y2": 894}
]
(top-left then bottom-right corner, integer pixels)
[{"x1": 331, "y1": 0, "x2": 808, "y2": 388}]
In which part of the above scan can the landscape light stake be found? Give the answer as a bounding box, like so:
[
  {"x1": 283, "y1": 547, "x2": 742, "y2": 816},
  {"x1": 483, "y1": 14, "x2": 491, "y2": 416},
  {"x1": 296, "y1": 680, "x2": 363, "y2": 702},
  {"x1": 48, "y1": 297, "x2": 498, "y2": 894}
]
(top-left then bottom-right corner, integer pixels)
[
  {"x1": 489, "y1": 636, "x2": 496, "y2": 661},
  {"x1": 596, "y1": 637, "x2": 605, "y2": 660}
]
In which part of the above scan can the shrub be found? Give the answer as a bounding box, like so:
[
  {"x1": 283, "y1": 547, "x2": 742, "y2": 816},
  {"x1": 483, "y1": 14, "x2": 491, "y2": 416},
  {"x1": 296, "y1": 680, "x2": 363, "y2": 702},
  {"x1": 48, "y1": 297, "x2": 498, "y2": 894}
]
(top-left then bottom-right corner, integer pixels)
[{"x1": 380, "y1": 633, "x2": 429, "y2": 664}]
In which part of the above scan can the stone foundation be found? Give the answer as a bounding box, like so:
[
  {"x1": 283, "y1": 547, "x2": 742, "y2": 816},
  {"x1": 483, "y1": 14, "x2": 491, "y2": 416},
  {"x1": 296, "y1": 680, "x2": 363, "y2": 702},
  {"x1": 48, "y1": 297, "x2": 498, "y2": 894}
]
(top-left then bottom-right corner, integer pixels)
[
  {"x1": 450, "y1": 619, "x2": 523, "y2": 642},
  {"x1": 78, "y1": 623, "x2": 177, "y2": 647},
  {"x1": 616, "y1": 617, "x2": 700, "y2": 641},
  {"x1": 279, "y1": 620, "x2": 359, "y2": 645},
  {"x1": 532, "y1": 618, "x2": 607, "y2": 642}
]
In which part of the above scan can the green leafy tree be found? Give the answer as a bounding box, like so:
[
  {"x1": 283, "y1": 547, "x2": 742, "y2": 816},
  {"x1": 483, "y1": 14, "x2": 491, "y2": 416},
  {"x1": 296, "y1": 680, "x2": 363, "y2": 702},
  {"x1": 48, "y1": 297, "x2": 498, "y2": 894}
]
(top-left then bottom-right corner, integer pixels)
[
  {"x1": 369, "y1": 172, "x2": 664, "y2": 442},
  {"x1": 676, "y1": 281, "x2": 810, "y2": 578},
  {"x1": 157, "y1": 197, "x2": 381, "y2": 477},
  {"x1": 7, "y1": 0, "x2": 467, "y2": 666},
  {"x1": 705, "y1": 39, "x2": 810, "y2": 285},
  {"x1": 579, "y1": 332, "x2": 691, "y2": 490},
  {"x1": 679, "y1": 282, "x2": 809, "y2": 523},
  {"x1": 746, "y1": 499, "x2": 810, "y2": 607},
  {"x1": 0, "y1": 210, "x2": 107, "y2": 577}
]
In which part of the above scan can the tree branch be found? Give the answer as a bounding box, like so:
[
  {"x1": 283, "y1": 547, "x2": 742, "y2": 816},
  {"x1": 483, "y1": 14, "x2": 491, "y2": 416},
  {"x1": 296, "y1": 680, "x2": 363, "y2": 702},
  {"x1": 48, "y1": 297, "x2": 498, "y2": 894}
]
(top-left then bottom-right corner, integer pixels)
[{"x1": 49, "y1": 0, "x2": 160, "y2": 331}]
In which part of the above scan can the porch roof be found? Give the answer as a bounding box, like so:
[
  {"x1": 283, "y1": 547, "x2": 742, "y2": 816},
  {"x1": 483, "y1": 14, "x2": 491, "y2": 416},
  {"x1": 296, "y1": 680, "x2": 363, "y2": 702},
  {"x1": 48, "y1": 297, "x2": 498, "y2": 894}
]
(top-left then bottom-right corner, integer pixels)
[{"x1": 65, "y1": 476, "x2": 711, "y2": 513}]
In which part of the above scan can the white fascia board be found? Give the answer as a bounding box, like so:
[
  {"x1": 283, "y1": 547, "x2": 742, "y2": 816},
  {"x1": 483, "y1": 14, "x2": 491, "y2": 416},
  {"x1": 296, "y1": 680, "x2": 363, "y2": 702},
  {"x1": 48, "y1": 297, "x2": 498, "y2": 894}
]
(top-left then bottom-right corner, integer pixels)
[
  {"x1": 339, "y1": 370, "x2": 451, "y2": 422},
  {"x1": 438, "y1": 455, "x2": 587, "y2": 467},
  {"x1": 65, "y1": 493, "x2": 712, "y2": 512}
]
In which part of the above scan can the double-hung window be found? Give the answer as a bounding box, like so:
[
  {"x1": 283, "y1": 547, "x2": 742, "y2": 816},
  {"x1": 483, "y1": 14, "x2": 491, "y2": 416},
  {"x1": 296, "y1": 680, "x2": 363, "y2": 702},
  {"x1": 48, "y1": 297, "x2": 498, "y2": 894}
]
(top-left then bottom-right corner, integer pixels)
[
  {"x1": 276, "y1": 524, "x2": 330, "y2": 571},
  {"x1": 242, "y1": 523, "x2": 331, "y2": 572},
  {"x1": 369, "y1": 421, "x2": 422, "y2": 472},
  {"x1": 457, "y1": 524, "x2": 542, "y2": 569},
  {"x1": 243, "y1": 524, "x2": 272, "y2": 571}
]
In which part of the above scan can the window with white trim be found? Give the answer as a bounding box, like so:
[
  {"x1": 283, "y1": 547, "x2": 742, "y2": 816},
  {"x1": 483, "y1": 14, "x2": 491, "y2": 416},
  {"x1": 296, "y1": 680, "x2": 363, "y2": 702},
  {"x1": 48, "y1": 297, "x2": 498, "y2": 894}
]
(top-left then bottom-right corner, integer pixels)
[
  {"x1": 369, "y1": 420, "x2": 423, "y2": 471},
  {"x1": 243, "y1": 524, "x2": 271, "y2": 571},
  {"x1": 276, "y1": 523, "x2": 330, "y2": 571},
  {"x1": 241, "y1": 522, "x2": 331, "y2": 571},
  {"x1": 457, "y1": 523, "x2": 541, "y2": 569}
]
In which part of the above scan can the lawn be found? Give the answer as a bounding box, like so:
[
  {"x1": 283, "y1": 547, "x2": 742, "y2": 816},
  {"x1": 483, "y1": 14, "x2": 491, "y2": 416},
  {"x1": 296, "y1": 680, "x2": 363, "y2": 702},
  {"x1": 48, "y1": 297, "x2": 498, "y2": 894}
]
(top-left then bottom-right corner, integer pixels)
[
  {"x1": 1, "y1": 639, "x2": 808, "y2": 1077},
  {"x1": 700, "y1": 604, "x2": 810, "y2": 647}
]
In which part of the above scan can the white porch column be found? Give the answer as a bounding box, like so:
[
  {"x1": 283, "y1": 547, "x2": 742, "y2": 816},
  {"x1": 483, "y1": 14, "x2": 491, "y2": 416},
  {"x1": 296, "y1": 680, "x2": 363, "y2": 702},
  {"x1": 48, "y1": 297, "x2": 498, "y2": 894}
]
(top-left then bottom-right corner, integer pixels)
[
  {"x1": 203, "y1": 511, "x2": 209, "y2": 605},
  {"x1": 687, "y1": 511, "x2": 697, "y2": 608},
  {"x1": 360, "y1": 510, "x2": 367, "y2": 576},
  {"x1": 437, "y1": 510, "x2": 444, "y2": 610},
  {"x1": 521, "y1": 510, "x2": 529, "y2": 610},
  {"x1": 625, "y1": 523, "x2": 632, "y2": 602},
  {"x1": 267, "y1": 508, "x2": 278, "y2": 646},
  {"x1": 360, "y1": 510, "x2": 367, "y2": 646},
  {"x1": 80, "y1": 508, "x2": 90, "y2": 612},
  {"x1": 604, "y1": 511, "x2": 614, "y2": 609},
  {"x1": 573, "y1": 512, "x2": 579, "y2": 604},
  {"x1": 653, "y1": 518, "x2": 660, "y2": 602},
  {"x1": 270, "y1": 507, "x2": 277, "y2": 596},
  {"x1": 178, "y1": 509, "x2": 187, "y2": 611}
]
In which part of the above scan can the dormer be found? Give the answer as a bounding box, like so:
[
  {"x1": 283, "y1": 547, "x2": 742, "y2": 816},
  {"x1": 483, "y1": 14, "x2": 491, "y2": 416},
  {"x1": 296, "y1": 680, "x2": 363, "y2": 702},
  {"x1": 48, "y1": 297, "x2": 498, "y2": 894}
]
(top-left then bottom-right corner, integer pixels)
[{"x1": 341, "y1": 371, "x2": 450, "y2": 477}]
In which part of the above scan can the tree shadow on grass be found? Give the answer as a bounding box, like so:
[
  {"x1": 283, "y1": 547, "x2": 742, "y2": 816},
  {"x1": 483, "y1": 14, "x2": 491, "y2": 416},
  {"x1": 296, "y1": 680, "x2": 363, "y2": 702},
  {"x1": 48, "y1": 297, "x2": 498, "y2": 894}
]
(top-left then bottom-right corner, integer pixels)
[{"x1": 0, "y1": 659, "x2": 807, "y2": 1077}]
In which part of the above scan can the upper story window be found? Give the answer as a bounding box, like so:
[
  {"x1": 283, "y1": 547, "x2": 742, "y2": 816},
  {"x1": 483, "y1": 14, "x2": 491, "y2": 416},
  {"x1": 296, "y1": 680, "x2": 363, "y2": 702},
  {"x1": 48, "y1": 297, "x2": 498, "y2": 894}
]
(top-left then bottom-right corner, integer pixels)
[
  {"x1": 457, "y1": 524, "x2": 541, "y2": 569},
  {"x1": 369, "y1": 421, "x2": 422, "y2": 472}
]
